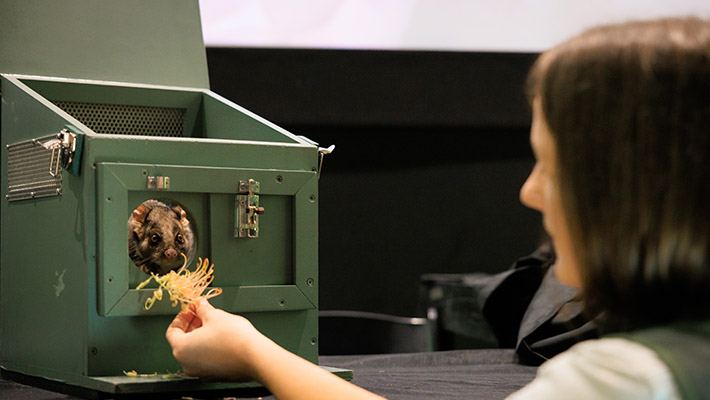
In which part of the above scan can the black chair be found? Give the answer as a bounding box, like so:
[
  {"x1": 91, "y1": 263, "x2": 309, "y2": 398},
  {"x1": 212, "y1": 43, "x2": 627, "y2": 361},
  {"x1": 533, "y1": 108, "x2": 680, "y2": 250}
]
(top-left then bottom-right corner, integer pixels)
[{"x1": 318, "y1": 310, "x2": 435, "y2": 355}]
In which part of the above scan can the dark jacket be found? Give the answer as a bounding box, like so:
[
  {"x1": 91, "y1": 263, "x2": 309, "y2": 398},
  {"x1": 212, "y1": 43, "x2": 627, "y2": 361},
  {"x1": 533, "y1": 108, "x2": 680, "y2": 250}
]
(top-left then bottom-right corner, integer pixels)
[{"x1": 422, "y1": 243, "x2": 599, "y2": 365}]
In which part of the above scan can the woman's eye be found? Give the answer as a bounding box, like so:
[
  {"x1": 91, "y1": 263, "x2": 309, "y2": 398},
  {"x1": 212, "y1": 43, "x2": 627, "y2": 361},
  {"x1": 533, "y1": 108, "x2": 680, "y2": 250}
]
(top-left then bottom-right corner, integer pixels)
[
  {"x1": 150, "y1": 233, "x2": 161, "y2": 244},
  {"x1": 176, "y1": 233, "x2": 184, "y2": 244}
]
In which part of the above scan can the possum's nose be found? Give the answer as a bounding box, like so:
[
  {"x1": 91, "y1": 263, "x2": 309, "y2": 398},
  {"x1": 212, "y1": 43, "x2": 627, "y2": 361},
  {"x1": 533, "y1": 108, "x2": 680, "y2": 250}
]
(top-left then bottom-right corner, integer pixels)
[{"x1": 164, "y1": 248, "x2": 178, "y2": 260}]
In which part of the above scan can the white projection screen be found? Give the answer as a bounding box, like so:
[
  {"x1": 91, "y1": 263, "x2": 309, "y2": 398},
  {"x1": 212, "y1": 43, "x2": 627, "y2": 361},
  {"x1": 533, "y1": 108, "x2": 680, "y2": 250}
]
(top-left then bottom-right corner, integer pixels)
[{"x1": 199, "y1": 0, "x2": 710, "y2": 52}]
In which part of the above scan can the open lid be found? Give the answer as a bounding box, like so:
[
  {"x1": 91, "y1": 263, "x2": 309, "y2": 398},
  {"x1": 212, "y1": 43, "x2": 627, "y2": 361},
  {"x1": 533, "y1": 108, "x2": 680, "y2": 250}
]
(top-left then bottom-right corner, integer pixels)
[{"x1": 0, "y1": 0, "x2": 209, "y2": 89}]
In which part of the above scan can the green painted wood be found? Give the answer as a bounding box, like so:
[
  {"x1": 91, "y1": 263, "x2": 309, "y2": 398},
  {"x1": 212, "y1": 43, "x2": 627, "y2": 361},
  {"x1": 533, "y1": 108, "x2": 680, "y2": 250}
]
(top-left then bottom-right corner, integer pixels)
[
  {"x1": 294, "y1": 176, "x2": 320, "y2": 306},
  {"x1": 209, "y1": 193, "x2": 295, "y2": 286},
  {"x1": 0, "y1": 76, "x2": 83, "y2": 142},
  {"x1": 1, "y1": 61, "x2": 323, "y2": 393},
  {"x1": 0, "y1": 0, "x2": 209, "y2": 88},
  {"x1": 19, "y1": 76, "x2": 306, "y2": 144},
  {"x1": 1, "y1": 78, "x2": 91, "y2": 380},
  {"x1": 200, "y1": 91, "x2": 300, "y2": 143},
  {"x1": 86, "y1": 374, "x2": 263, "y2": 394},
  {"x1": 83, "y1": 365, "x2": 352, "y2": 393},
  {"x1": 19, "y1": 78, "x2": 205, "y2": 111},
  {"x1": 96, "y1": 162, "x2": 317, "y2": 316},
  {"x1": 88, "y1": 136, "x2": 316, "y2": 170}
]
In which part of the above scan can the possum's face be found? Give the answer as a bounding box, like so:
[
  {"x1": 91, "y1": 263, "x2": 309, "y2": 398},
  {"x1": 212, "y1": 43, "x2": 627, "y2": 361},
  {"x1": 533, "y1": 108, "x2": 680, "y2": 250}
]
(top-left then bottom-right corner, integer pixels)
[{"x1": 128, "y1": 200, "x2": 194, "y2": 275}]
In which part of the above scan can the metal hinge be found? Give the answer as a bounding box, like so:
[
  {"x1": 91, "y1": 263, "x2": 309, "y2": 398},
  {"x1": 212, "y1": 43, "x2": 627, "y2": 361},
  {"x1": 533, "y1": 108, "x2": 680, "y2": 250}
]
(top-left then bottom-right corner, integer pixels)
[{"x1": 235, "y1": 179, "x2": 265, "y2": 238}]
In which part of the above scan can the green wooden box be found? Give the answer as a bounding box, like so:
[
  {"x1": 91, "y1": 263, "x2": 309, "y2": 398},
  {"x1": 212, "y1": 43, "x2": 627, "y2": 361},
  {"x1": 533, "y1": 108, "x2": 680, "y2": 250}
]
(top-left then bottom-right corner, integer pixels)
[{"x1": 0, "y1": 74, "x2": 330, "y2": 395}]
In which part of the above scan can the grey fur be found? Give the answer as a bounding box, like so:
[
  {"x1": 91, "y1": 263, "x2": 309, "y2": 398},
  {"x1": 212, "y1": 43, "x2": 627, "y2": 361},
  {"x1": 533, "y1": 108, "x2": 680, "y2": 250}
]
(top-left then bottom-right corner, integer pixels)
[{"x1": 127, "y1": 199, "x2": 195, "y2": 275}]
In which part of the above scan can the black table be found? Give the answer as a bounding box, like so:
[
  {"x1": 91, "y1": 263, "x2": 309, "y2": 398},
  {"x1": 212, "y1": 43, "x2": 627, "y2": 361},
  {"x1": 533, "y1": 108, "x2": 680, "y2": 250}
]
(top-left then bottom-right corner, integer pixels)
[
  {"x1": 322, "y1": 349, "x2": 537, "y2": 399},
  {"x1": 0, "y1": 350, "x2": 538, "y2": 399}
]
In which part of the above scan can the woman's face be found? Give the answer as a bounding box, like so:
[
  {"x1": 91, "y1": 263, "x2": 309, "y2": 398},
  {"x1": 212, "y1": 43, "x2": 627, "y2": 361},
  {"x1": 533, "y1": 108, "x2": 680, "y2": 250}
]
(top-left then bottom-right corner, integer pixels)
[{"x1": 520, "y1": 99, "x2": 582, "y2": 288}]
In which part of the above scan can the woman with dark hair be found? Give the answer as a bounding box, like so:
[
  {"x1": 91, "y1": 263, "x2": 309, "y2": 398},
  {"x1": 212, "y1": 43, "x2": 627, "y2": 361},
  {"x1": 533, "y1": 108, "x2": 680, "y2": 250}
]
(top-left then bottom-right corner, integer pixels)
[
  {"x1": 508, "y1": 17, "x2": 710, "y2": 399},
  {"x1": 525, "y1": 18, "x2": 710, "y2": 329},
  {"x1": 165, "y1": 17, "x2": 710, "y2": 399}
]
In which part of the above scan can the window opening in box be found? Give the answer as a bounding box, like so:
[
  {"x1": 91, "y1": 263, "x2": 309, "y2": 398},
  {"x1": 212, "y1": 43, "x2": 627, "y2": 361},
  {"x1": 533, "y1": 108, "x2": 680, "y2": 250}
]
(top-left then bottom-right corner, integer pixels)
[{"x1": 127, "y1": 199, "x2": 197, "y2": 277}]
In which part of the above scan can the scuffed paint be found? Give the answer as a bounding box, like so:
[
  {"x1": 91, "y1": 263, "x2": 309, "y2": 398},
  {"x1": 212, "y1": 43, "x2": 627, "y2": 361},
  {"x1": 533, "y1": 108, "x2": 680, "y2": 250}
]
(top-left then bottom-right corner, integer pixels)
[{"x1": 54, "y1": 269, "x2": 67, "y2": 297}]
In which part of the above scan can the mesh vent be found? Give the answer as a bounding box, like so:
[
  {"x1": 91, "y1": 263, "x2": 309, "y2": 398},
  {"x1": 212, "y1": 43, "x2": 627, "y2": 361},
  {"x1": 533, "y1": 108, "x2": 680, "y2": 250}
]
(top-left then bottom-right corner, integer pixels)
[
  {"x1": 6, "y1": 135, "x2": 62, "y2": 201},
  {"x1": 53, "y1": 101, "x2": 185, "y2": 137}
]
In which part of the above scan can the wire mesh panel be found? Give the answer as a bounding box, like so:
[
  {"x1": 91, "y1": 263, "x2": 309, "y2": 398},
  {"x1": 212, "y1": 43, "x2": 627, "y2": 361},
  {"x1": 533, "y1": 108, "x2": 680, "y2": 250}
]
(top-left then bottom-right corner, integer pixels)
[
  {"x1": 6, "y1": 135, "x2": 63, "y2": 201},
  {"x1": 53, "y1": 101, "x2": 185, "y2": 137}
]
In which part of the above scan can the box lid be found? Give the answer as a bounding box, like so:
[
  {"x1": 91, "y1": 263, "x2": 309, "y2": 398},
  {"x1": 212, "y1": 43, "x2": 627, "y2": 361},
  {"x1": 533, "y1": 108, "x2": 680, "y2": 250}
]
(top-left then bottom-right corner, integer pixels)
[{"x1": 0, "y1": 0, "x2": 209, "y2": 88}]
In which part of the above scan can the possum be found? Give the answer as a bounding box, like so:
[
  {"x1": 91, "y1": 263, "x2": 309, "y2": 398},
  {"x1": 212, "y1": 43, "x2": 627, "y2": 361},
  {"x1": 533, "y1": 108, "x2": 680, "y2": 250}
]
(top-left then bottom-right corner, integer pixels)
[{"x1": 127, "y1": 199, "x2": 194, "y2": 275}]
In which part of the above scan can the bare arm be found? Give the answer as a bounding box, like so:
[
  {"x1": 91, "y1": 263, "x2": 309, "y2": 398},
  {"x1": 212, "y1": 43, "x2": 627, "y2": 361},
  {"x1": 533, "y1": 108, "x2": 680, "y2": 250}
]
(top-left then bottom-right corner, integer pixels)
[{"x1": 165, "y1": 300, "x2": 385, "y2": 400}]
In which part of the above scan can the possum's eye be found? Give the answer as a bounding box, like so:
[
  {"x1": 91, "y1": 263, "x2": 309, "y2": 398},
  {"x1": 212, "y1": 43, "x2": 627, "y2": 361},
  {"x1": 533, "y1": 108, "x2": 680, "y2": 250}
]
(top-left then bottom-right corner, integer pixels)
[
  {"x1": 176, "y1": 233, "x2": 185, "y2": 244},
  {"x1": 150, "y1": 233, "x2": 161, "y2": 244}
]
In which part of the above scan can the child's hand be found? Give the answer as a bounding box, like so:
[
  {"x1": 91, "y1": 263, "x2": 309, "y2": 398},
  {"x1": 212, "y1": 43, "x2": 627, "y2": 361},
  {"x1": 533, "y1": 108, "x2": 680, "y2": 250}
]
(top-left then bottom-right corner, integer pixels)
[{"x1": 165, "y1": 300, "x2": 265, "y2": 381}]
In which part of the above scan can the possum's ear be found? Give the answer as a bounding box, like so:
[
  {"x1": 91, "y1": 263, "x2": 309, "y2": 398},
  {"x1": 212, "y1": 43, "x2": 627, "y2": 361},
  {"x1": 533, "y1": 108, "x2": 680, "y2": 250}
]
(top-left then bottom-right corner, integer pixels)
[
  {"x1": 131, "y1": 204, "x2": 147, "y2": 225},
  {"x1": 172, "y1": 205, "x2": 190, "y2": 227}
]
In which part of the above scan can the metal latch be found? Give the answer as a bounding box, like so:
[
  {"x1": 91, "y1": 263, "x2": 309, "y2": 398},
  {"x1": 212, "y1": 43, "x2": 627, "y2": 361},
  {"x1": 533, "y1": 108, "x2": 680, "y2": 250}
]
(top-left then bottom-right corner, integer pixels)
[
  {"x1": 235, "y1": 179, "x2": 265, "y2": 238},
  {"x1": 146, "y1": 176, "x2": 170, "y2": 190},
  {"x1": 318, "y1": 144, "x2": 335, "y2": 179},
  {"x1": 33, "y1": 129, "x2": 77, "y2": 177}
]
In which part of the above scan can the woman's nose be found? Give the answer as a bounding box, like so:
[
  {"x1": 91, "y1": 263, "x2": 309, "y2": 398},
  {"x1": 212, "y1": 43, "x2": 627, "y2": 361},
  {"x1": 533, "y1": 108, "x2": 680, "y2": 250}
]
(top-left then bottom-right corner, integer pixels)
[{"x1": 520, "y1": 166, "x2": 544, "y2": 212}]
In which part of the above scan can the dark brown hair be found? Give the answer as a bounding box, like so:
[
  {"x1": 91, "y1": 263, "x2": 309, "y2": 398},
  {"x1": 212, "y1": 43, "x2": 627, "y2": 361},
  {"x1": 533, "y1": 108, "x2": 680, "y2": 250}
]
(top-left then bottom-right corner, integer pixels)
[{"x1": 527, "y1": 18, "x2": 710, "y2": 329}]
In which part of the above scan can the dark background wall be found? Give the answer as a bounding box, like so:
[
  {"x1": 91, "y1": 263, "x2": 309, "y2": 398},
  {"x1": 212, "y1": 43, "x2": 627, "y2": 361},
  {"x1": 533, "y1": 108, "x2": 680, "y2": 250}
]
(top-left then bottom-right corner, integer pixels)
[{"x1": 206, "y1": 48, "x2": 546, "y2": 316}]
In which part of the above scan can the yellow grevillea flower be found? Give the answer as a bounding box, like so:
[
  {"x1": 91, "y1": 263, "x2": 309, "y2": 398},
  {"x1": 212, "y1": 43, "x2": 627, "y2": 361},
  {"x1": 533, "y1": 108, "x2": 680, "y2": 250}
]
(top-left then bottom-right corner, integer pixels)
[
  {"x1": 137, "y1": 255, "x2": 222, "y2": 311},
  {"x1": 122, "y1": 370, "x2": 157, "y2": 377}
]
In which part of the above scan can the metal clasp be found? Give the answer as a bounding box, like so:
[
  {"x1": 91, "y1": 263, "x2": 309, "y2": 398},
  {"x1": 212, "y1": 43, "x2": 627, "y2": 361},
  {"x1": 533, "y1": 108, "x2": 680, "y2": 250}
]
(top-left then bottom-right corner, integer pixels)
[
  {"x1": 317, "y1": 144, "x2": 335, "y2": 179},
  {"x1": 33, "y1": 129, "x2": 77, "y2": 177},
  {"x1": 146, "y1": 176, "x2": 170, "y2": 190},
  {"x1": 235, "y1": 179, "x2": 265, "y2": 238}
]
